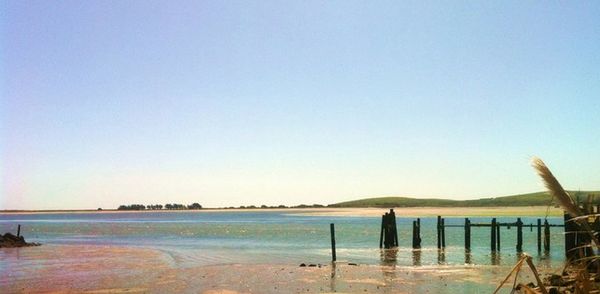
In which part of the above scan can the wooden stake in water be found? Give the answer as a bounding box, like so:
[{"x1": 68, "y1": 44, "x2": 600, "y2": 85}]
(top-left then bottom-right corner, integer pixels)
[
  {"x1": 491, "y1": 218, "x2": 497, "y2": 252},
  {"x1": 516, "y1": 218, "x2": 523, "y2": 252},
  {"x1": 437, "y1": 215, "x2": 442, "y2": 249},
  {"x1": 379, "y1": 215, "x2": 384, "y2": 249},
  {"x1": 464, "y1": 218, "x2": 471, "y2": 251},
  {"x1": 441, "y1": 218, "x2": 446, "y2": 248},
  {"x1": 537, "y1": 218, "x2": 542, "y2": 252},
  {"x1": 496, "y1": 221, "x2": 501, "y2": 250},
  {"x1": 330, "y1": 223, "x2": 336, "y2": 262},
  {"x1": 544, "y1": 219, "x2": 550, "y2": 252},
  {"x1": 17, "y1": 224, "x2": 21, "y2": 237}
]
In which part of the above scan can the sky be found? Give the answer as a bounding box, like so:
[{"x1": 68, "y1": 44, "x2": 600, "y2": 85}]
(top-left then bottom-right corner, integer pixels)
[{"x1": 1, "y1": 1, "x2": 600, "y2": 210}]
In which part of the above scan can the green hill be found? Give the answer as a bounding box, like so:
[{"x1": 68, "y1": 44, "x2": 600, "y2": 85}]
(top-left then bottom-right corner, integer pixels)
[{"x1": 329, "y1": 191, "x2": 600, "y2": 208}]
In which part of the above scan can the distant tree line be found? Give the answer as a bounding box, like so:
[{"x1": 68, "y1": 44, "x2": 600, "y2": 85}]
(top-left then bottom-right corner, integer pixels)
[
  {"x1": 117, "y1": 203, "x2": 202, "y2": 210},
  {"x1": 116, "y1": 203, "x2": 326, "y2": 210},
  {"x1": 225, "y1": 204, "x2": 325, "y2": 209}
]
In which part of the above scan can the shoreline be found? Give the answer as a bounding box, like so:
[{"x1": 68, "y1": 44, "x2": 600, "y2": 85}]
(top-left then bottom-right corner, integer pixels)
[{"x1": 0, "y1": 206, "x2": 564, "y2": 217}]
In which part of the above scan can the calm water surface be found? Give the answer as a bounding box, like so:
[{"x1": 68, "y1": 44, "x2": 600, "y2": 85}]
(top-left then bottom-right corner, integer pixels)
[{"x1": 0, "y1": 211, "x2": 565, "y2": 268}]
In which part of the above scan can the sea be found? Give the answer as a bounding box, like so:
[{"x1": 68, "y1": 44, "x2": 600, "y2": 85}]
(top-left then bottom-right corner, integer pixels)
[{"x1": 0, "y1": 210, "x2": 565, "y2": 268}]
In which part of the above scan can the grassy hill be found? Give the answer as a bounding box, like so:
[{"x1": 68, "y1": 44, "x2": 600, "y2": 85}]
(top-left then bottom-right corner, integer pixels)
[{"x1": 329, "y1": 191, "x2": 600, "y2": 208}]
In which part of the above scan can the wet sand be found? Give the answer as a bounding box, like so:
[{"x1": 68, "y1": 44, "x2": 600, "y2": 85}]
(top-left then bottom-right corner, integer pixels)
[{"x1": 1, "y1": 244, "x2": 555, "y2": 293}]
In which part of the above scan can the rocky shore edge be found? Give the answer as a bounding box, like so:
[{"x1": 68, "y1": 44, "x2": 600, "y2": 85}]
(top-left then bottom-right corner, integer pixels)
[{"x1": 0, "y1": 233, "x2": 40, "y2": 248}]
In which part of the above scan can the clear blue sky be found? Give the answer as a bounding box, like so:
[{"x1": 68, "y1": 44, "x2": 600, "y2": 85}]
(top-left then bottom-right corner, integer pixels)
[{"x1": 2, "y1": 1, "x2": 600, "y2": 209}]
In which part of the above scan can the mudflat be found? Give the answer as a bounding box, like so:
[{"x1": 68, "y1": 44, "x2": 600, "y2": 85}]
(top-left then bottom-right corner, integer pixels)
[{"x1": 0, "y1": 244, "x2": 554, "y2": 293}]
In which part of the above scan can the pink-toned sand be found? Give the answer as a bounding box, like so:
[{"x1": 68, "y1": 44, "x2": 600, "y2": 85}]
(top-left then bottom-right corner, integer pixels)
[{"x1": 0, "y1": 244, "x2": 554, "y2": 293}]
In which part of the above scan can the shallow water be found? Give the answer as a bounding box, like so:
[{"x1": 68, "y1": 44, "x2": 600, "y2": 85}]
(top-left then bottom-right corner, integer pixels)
[{"x1": 0, "y1": 211, "x2": 565, "y2": 268}]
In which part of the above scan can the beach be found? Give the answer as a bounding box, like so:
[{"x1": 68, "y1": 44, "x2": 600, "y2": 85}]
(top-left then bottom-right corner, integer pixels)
[{"x1": 1, "y1": 244, "x2": 553, "y2": 293}]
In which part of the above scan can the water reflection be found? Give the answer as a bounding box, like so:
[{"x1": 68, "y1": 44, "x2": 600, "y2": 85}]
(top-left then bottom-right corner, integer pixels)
[
  {"x1": 412, "y1": 249, "x2": 422, "y2": 266},
  {"x1": 491, "y1": 251, "x2": 501, "y2": 265},
  {"x1": 380, "y1": 248, "x2": 398, "y2": 266},
  {"x1": 379, "y1": 249, "x2": 397, "y2": 293},
  {"x1": 437, "y1": 249, "x2": 446, "y2": 264}
]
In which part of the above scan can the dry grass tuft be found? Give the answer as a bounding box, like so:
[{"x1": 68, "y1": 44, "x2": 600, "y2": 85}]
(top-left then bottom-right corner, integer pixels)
[{"x1": 531, "y1": 157, "x2": 582, "y2": 217}]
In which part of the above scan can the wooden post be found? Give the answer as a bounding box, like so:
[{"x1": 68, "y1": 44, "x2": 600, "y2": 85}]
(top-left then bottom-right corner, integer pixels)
[
  {"x1": 441, "y1": 218, "x2": 446, "y2": 248},
  {"x1": 412, "y1": 221, "x2": 421, "y2": 249},
  {"x1": 496, "y1": 221, "x2": 501, "y2": 250},
  {"x1": 564, "y1": 213, "x2": 576, "y2": 259},
  {"x1": 464, "y1": 218, "x2": 471, "y2": 251},
  {"x1": 379, "y1": 215, "x2": 385, "y2": 248},
  {"x1": 17, "y1": 224, "x2": 21, "y2": 237},
  {"x1": 330, "y1": 223, "x2": 336, "y2": 262},
  {"x1": 516, "y1": 218, "x2": 523, "y2": 252},
  {"x1": 390, "y1": 209, "x2": 398, "y2": 247},
  {"x1": 383, "y1": 213, "x2": 390, "y2": 249},
  {"x1": 544, "y1": 219, "x2": 550, "y2": 252},
  {"x1": 491, "y1": 218, "x2": 497, "y2": 252},
  {"x1": 417, "y1": 218, "x2": 421, "y2": 248},
  {"x1": 437, "y1": 216, "x2": 441, "y2": 249},
  {"x1": 538, "y1": 218, "x2": 542, "y2": 252}
]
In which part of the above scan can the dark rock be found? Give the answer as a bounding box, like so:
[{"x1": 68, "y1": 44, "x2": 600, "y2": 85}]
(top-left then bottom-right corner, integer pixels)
[
  {"x1": 308, "y1": 264, "x2": 317, "y2": 267},
  {"x1": 348, "y1": 263, "x2": 358, "y2": 266},
  {"x1": 0, "y1": 232, "x2": 40, "y2": 248},
  {"x1": 299, "y1": 263, "x2": 306, "y2": 267}
]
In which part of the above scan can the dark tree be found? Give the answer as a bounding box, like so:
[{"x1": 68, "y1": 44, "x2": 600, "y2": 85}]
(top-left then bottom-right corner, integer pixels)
[{"x1": 188, "y1": 203, "x2": 202, "y2": 210}]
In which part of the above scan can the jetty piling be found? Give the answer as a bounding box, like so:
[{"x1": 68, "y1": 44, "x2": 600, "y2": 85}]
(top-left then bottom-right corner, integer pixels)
[
  {"x1": 380, "y1": 209, "x2": 399, "y2": 248},
  {"x1": 496, "y1": 221, "x2": 501, "y2": 250},
  {"x1": 537, "y1": 219, "x2": 542, "y2": 252},
  {"x1": 412, "y1": 218, "x2": 421, "y2": 249},
  {"x1": 491, "y1": 218, "x2": 497, "y2": 252},
  {"x1": 379, "y1": 215, "x2": 385, "y2": 248},
  {"x1": 544, "y1": 219, "x2": 550, "y2": 253},
  {"x1": 464, "y1": 218, "x2": 471, "y2": 251},
  {"x1": 441, "y1": 218, "x2": 446, "y2": 248},
  {"x1": 17, "y1": 224, "x2": 21, "y2": 238},
  {"x1": 437, "y1": 216, "x2": 442, "y2": 249},
  {"x1": 564, "y1": 214, "x2": 576, "y2": 259},
  {"x1": 330, "y1": 223, "x2": 336, "y2": 262},
  {"x1": 516, "y1": 218, "x2": 523, "y2": 252}
]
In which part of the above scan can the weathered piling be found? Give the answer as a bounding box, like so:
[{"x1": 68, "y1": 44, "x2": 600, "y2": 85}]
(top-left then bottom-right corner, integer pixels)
[
  {"x1": 464, "y1": 218, "x2": 471, "y2": 251},
  {"x1": 379, "y1": 215, "x2": 385, "y2": 248},
  {"x1": 564, "y1": 214, "x2": 576, "y2": 259},
  {"x1": 383, "y1": 212, "x2": 391, "y2": 248},
  {"x1": 412, "y1": 218, "x2": 421, "y2": 249},
  {"x1": 491, "y1": 218, "x2": 497, "y2": 252},
  {"x1": 496, "y1": 221, "x2": 501, "y2": 250},
  {"x1": 537, "y1": 219, "x2": 542, "y2": 252},
  {"x1": 330, "y1": 223, "x2": 336, "y2": 262},
  {"x1": 392, "y1": 210, "x2": 399, "y2": 247},
  {"x1": 543, "y1": 219, "x2": 550, "y2": 252},
  {"x1": 417, "y1": 219, "x2": 421, "y2": 248},
  {"x1": 516, "y1": 218, "x2": 523, "y2": 252},
  {"x1": 380, "y1": 209, "x2": 398, "y2": 249},
  {"x1": 437, "y1": 216, "x2": 442, "y2": 249},
  {"x1": 441, "y1": 218, "x2": 446, "y2": 248},
  {"x1": 17, "y1": 224, "x2": 21, "y2": 238}
]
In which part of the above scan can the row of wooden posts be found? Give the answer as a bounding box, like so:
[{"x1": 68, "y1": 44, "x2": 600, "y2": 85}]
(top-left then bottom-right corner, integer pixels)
[
  {"x1": 323, "y1": 210, "x2": 590, "y2": 262},
  {"x1": 377, "y1": 210, "x2": 562, "y2": 253}
]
